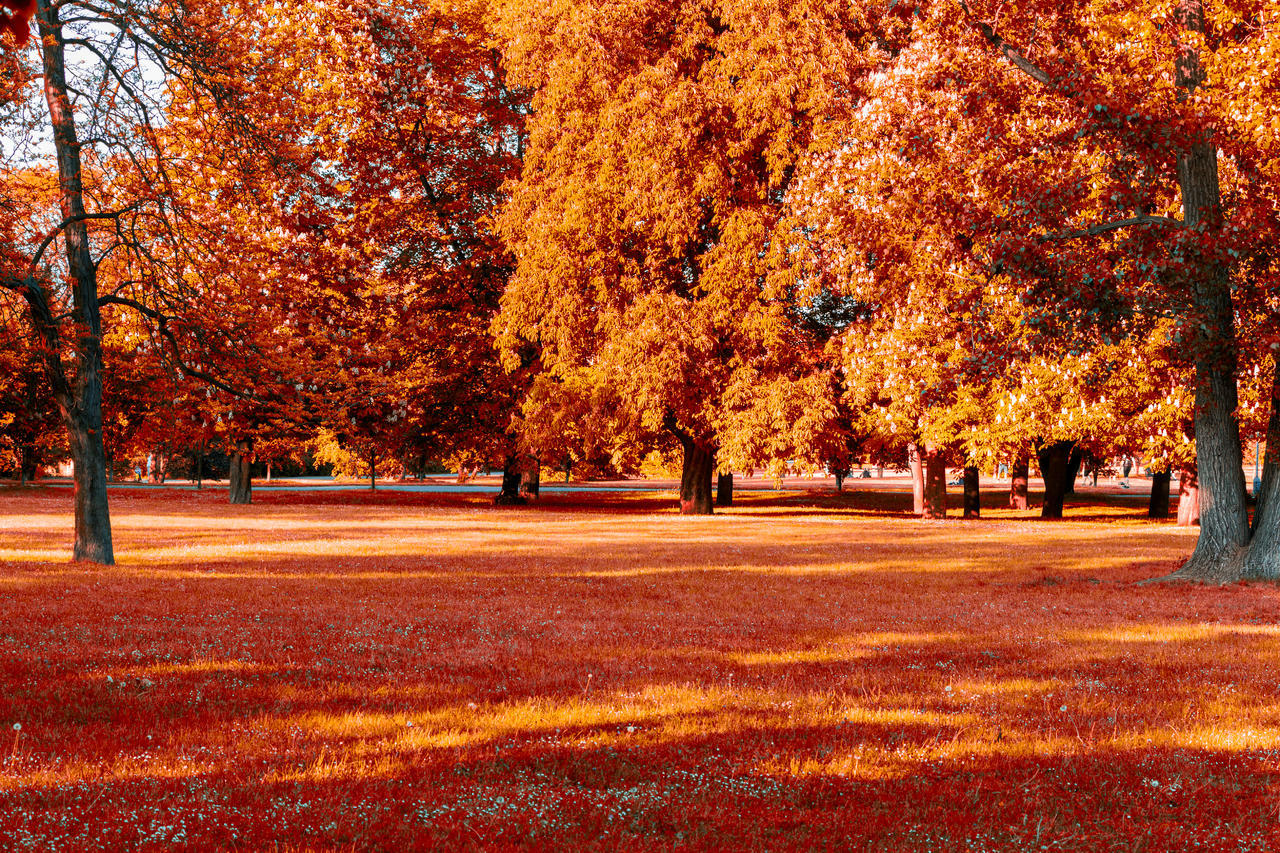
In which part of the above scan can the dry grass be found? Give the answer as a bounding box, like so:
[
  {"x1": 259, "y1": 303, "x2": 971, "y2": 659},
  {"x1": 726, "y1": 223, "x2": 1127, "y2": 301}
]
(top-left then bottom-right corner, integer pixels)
[{"x1": 1, "y1": 484, "x2": 1278, "y2": 850}]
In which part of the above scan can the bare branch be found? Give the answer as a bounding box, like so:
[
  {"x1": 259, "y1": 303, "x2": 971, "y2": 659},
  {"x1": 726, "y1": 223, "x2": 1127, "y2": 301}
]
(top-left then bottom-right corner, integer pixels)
[{"x1": 27, "y1": 203, "x2": 143, "y2": 276}]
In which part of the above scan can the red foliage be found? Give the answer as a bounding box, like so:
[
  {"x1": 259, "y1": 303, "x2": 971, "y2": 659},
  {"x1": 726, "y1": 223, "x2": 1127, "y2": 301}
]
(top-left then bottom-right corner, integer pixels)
[{"x1": 0, "y1": 0, "x2": 34, "y2": 46}]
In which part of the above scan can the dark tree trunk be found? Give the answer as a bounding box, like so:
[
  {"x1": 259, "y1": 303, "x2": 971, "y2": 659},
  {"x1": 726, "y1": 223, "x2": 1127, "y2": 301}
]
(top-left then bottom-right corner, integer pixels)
[
  {"x1": 520, "y1": 456, "x2": 540, "y2": 499},
  {"x1": 1177, "y1": 468, "x2": 1201, "y2": 528},
  {"x1": 963, "y1": 465, "x2": 980, "y2": 519},
  {"x1": 1009, "y1": 453, "x2": 1029, "y2": 510},
  {"x1": 1244, "y1": 360, "x2": 1280, "y2": 576},
  {"x1": 495, "y1": 453, "x2": 525, "y2": 505},
  {"x1": 1038, "y1": 440, "x2": 1075, "y2": 519},
  {"x1": 921, "y1": 445, "x2": 946, "y2": 519},
  {"x1": 1169, "y1": 2, "x2": 1250, "y2": 580},
  {"x1": 194, "y1": 440, "x2": 204, "y2": 490},
  {"x1": 369, "y1": 448, "x2": 377, "y2": 491},
  {"x1": 31, "y1": 0, "x2": 112, "y2": 563},
  {"x1": 1064, "y1": 447, "x2": 1083, "y2": 496},
  {"x1": 834, "y1": 471, "x2": 845, "y2": 493},
  {"x1": 908, "y1": 442, "x2": 925, "y2": 515},
  {"x1": 678, "y1": 438, "x2": 715, "y2": 515},
  {"x1": 229, "y1": 438, "x2": 253, "y2": 504},
  {"x1": 1149, "y1": 469, "x2": 1172, "y2": 519},
  {"x1": 716, "y1": 472, "x2": 733, "y2": 507}
]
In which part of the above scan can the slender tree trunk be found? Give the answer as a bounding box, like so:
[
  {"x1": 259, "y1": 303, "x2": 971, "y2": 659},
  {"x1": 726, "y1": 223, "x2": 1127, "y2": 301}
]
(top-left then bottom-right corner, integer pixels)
[
  {"x1": 1009, "y1": 452, "x2": 1029, "y2": 510},
  {"x1": 834, "y1": 471, "x2": 845, "y2": 493},
  {"x1": 1177, "y1": 468, "x2": 1201, "y2": 528},
  {"x1": 35, "y1": 0, "x2": 112, "y2": 563},
  {"x1": 1038, "y1": 440, "x2": 1075, "y2": 519},
  {"x1": 678, "y1": 439, "x2": 715, "y2": 515},
  {"x1": 265, "y1": 461, "x2": 272, "y2": 483},
  {"x1": 921, "y1": 445, "x2": 946, "y2": 519},
  {"x1": 369, "y1": 448, "x2": 377, "y2": 491},
  {"x1": 495, "y1": 453, "x2": 525, "y2": 505},
  {"x1": 229, "y1": 438, "x2": 253, "y2": 504},
  {"x1": 1149, "y1": 469, "x2": 1172, "y2": 519},
  {"x1": 194, "y1": 440, "x2": 204, "y2": 490},
  {"x1": 908, "y1": 442, "x2": 925, "y2": 515},
  {"x1": 963, "y1": 465, "x2": 980, "y2": 519},
  {"x1": 716, "y1": 471, "x2": 733, "y2": 507}
]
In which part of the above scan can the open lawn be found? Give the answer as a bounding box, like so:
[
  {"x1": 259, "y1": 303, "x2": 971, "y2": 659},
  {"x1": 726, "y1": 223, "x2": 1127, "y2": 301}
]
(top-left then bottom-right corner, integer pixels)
[{"x1": 2, "y1": 485, "x2": 1279, "y2": 850}]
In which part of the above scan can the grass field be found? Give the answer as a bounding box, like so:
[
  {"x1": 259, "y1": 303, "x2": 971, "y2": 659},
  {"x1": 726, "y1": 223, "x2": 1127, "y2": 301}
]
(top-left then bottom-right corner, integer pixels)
[{"x1": 2, "y1": 484, "x2": 1280, "y2": 850}]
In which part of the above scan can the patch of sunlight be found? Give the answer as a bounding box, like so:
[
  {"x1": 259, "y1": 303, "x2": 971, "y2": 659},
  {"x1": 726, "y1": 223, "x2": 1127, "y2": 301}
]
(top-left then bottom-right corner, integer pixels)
[
  {"x1": 1115, "y1": 725, "x2": 1280, "y2": 752},
  {"x1": 263, "y1": 752, "x2": 414, "y2": 784},
  {"x1": 0, "y1": 549, "x2": 74, "y2": 564},
  {"x1": 951, "y1": 677, "x2": 1062, "y2": 697},
  {"x1": 82, "y1": 659, "x2": 270, "y2": 680},
  {"x1": 1065, "y1": 623, "x2": 1280, "y2": 644},
  {"x1": 728, "y1": 632, "x2": 964, "y2": 667},
  {"x1": 2, "y1": 757, "x2": 211, "y2": 792}
]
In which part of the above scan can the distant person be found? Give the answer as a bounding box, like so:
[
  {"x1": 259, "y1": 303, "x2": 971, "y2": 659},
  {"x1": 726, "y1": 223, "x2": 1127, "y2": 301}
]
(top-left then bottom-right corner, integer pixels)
[{"x1": 1121, "y1": 456, "x2": 1132, "y2": 488}]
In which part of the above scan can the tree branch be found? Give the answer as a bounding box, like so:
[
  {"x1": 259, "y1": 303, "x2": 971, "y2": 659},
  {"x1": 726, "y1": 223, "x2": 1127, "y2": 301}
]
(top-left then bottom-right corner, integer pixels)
[
  {"x1": 956, "y1": 1, "x2": 1055, "y2": 86},
  {"x1": 27, "y1": 203, "x2": 143, "y2": 276},
  {"x1": 1040, "y1": 215, "x2": 1182, "y2": 242}
]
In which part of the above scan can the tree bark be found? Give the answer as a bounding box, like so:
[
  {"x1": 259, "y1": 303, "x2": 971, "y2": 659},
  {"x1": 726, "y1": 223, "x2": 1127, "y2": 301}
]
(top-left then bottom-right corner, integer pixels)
[
  {"x1": 1168, "y1": 1, "x2": 1250, "y2": 579},
  {"x1": 678, "y1": 438, "x2": 715, "y2": 515},
  {"x1": 369, "y1": 447, "x2": 377, "y2": 491},
  {"x1": 716, "y1": 471, "x2": 733, "y2": 507},
  {"x1": 34, "y1": 0, "x2": 112, "y2": 563},
  {"x1": 495, "y1": 453, "x2": 526, "y2": 505},
  {"x1": 194, "y1": 440, "x2": 204, "y2": 490},
  {"x1": 963, "y1": 465, "x2": 980, "y2": 519},
  {"x1": 1064, "y1": 447, "x2": 1083, "y2": 496},
  {"x1": 1149, "y1": 469, "x2": 1172, "y2": 519},
  {"x1": 1177, "y1": 468, "x2": 1201, "y2": 528},
  {"x1": 520, "y1": 455, "x2": 540, "y2": 499},
  {"x1": 1243, "y1": 360, "x2": 1280, "y2": 577},
  {"x1": 908, "y1": 442, "x2": 925, "y2": 515},
  {"x1": 1009, "y1": 452, "x2": 1029, "y2": 510},
  {"x1": 921, "y1": 445, "x2": 946, "y2": 519},
  {"x1": 229, "y1": 438, "x2": 253, "y2": 504},
  {"x1": 1038, "y1": 440, "x2": 1075, "y2": 519}
]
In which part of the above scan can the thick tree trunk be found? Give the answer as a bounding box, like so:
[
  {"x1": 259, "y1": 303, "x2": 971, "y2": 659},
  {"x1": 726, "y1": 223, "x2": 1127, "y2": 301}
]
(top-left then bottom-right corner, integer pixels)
[
  {"x1": 908, "y1": 442, "x2": 925, "y2": 515},
  {"x1": 716, "y1": 472, "x2": 733, "y2": 507},
  {"x1": 520, "y1": 455, "x2": 540, "y2": 499},
  {"x1": 1038, "y1": 440, "x2": 1075, "y2": 519},
  {"x1": 1169, "y1": 3, "x2": 1251, "y2": 580},
  {"x1": 1009, "y1": 453, "x2": 1029, "y2": 510},
  {"x1": 1177, "y1": 468, "x2": 1201, "y2": 528},
  {"x1": 1149, "y1": 469, "x2": 1172, "y2": 519},
  {"x1": 834, "y1": 471, "x2": 845, "y2": 493},
  {"x1": 921, "y1": 445, "x2": 946, "y2": 519},
  {"x1": 678, "y1": 438, "x2": 715, "y2": 515},
  {"x1": 229, "y1": 438, "x2": 253, "y2": 504},
  {"x1": 68, "y1": 415, "x2": 113, "y2": 562},
  {"x1": 1243, "y1": 360, "x2": 1280, "y2": 577},
  {"x1": 495, "y1": 453, "x2": 525, "y2": 505},
  {"x1": 1064, "y1": 447, "x2": 1083, "y2": 496},
  {"x1": 963, "y1": 465, "x2": 980, "y2": 519}
]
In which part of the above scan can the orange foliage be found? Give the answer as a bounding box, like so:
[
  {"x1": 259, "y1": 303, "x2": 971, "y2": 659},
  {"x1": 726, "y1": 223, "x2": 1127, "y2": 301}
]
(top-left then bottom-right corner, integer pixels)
[
  {"x1": 0, "y1": 0, "x2": 33, "y2": 46},
  {"x1": 2, "y1": 486, "x2": 1279, "y2": 847}
]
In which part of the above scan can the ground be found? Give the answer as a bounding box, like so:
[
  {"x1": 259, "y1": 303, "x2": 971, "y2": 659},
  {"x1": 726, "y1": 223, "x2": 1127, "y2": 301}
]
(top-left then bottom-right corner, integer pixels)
[{"x1": 2, "y1": 483, "x2": 1279, "y2": 850}]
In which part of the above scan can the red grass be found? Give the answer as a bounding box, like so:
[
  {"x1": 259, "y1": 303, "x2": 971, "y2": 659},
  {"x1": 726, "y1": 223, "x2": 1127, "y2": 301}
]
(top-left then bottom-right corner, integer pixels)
[{"x1": 1, "y1": 484, "x2": 1278, "y2": 850}]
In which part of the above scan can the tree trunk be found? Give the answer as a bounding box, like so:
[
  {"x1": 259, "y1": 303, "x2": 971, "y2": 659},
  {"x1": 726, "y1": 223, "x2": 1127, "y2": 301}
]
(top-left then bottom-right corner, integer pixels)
[
  {"x1": 35, "y1": 0, "x2": 112, "y2": 563},
  {"x1": 520, "y1": 456, "x2": 540, "y2": 499},
  {"x1": 1009, "y1": 453, "x2": 1029, "y2": 510},
  {"x1": 369, "y1": 448, "x2": 377, "y2": 491},
  {"x1": 1038, "y1": 440, "x2": 1075, "y2": 519},
  {"x1": 495, "y1": 454, "x2": 525, "y2": 505},
  {"x1": 1169, "y1": 2, "x2": 1251, "y2": 580},
  {"x1": 921, "y1": 445, "x2": 946, "y2": 519},
  {"x1": 834, "y1": 471, "x2": 845, "y2": 493},
  {"x1": 265, "y1": 461, "x2": 272, "y2": 483},
  {"x1": 229, "y1": 438, "x2": 253, "y2": 504},
  {"x1": 1243, "y1": 360, "x2": 1280, "y2": 576},
  {"x1": 716, "y1": 471, "x2": 733, "y2": 507},
  {"x1": 1177, "y1": 468, "x2": 1201, "y2": 528},
  {"x1": 1149, "y1": 469, "x2": 1172, "y2": 519},
  {"x1": 194, "y1": 440, "x2": 204, "y2": 490},
  {"x1": 1064, "y1": 447, "x2": 1083, "y2": 496},
  {"x1": 908, "y1": 442, "x2": 925, "y2": 515},
  {"x1": 678, "y1": 438, "x2": 715, "y2": 515},
  {"x1": 963, "y1": 465, "x2": 980, "y2": 519}
]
